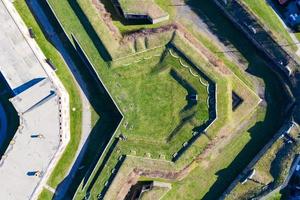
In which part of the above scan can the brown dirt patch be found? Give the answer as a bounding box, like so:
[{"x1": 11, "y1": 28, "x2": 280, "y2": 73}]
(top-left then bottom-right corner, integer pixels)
[{"x1": 91, "y1": 0, "x2": 121, "y2": 40}]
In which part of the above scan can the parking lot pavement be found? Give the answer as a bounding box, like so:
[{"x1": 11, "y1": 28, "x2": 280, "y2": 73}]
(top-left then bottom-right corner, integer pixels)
[{"x1": 0, "y1": 0, "x2": 70, "y2": 199}]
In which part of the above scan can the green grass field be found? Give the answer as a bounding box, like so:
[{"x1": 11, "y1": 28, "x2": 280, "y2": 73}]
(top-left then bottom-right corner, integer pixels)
[
  {"x1": 72, "y1": 31, "x2": 261, "y2": 199},
  {"x1": 112, "y1": 52, "x2": 209, "y2": 142},
  {"x1": 267, "y1": 192, "x2": 282, "y2": 200},
  {"x1": 16, "y1": 0, "x2": 293, "y2": 199},
  {"x1": 42, "y1": 0, "x2": 264, "y2": 198}
]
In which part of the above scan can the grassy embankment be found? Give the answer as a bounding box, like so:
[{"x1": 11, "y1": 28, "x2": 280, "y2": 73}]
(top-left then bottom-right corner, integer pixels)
[
  {"x1": 78, "y1": 32, "x2": 259, "y2": 198},
  {"x1": 47, "y1": 0, "x2": 264, "y2": 199},
  {"x1": 227, "y1": 141, "x2": 296, "y2": 200},
  {"x1": 38, "y1": 189, "x2": 54, "y2": 200}
]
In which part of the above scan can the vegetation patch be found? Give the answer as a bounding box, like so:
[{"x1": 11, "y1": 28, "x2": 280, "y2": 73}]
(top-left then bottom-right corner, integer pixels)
[
  {"x1": 72, "y1": 31, "x2": 260, "y2": 199},
  {"x1": 38, "y1": 189, "x2": 54, "y2": 200}
]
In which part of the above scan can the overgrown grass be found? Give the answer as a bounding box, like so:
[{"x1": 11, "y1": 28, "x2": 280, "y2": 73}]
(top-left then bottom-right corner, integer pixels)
[
  {"x1": 14, "y1": 0, "x2": 83, "y2": 189},
  {"x1": 266, "y1": 192, "x2": 282, "y2": 200}
]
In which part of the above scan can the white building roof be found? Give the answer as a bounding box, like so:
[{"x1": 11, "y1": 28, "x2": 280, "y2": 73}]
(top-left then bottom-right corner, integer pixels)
[{"x1": 0, "y1": 1, "x2": 62, "y2": 199}]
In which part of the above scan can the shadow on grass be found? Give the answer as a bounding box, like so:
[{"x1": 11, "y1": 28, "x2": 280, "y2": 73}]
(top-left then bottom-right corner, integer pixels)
[
  {"x1": 166, "y1": 69, "x2": 197, "y2": 142},
  {"x1": 84, "y1": 138, "x2": 120, "y2": 195},
  {"x1": 53, "y1": 33, "x2": 121, "y2": 198},
  {"x1": 184, "y1": 0, "x2": 292, "y2": 199},
  {"x1": 67, "y1": 0, "x2": 112, "y2": 61},
  {"x1": 29, "y1": 0, "x2": 293, "y2": 199},
  {"x1": 167, "y1": 113, "x2": 195, "y2": 142},
  {"x1": 269, "y1": 143, "x2": 295, "y2": 186}
]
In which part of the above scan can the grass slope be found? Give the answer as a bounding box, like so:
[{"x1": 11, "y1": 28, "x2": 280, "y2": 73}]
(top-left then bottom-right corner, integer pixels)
[{"x1": 42, "y1": 1, "x2": 283, "y2": 200}]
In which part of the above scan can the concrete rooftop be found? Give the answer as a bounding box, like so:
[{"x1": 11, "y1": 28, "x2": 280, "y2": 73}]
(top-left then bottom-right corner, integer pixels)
[{"x1": 0, "y1": 0, "x2": 63, "y2": 199}]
